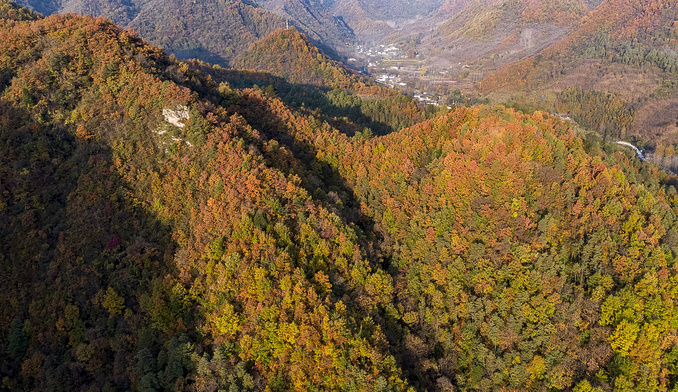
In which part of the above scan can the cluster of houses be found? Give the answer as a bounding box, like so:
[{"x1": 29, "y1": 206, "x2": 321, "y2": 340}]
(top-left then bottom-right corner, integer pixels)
[
  {"x1": 376, "y1": 74, "x2": 407, "y2": 87},
  {"x1": 413, "y1": 93, "x2": 438, "y2": 106},
  {"x1": 348, "y1": 44, "x2": 457, "y2": 110},
  {"x1": 356, "y1": 44, "x2": 400, "y2": 59}
]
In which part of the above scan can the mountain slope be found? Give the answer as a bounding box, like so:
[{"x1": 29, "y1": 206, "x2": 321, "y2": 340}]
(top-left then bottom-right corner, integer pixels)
[
  {"x1": 435, "y1": 0, "x2": 589, "y2": 40},
  {"x1": 411, "y1": 0, "x2": 592, "y2": 73},
  {"x1": 232, "y1": 80, "x2": 678, "y2": 390},
  {"x1": 126, "y1": 0, "x2": 285, "y2": 64},
  {"x1": 328, "y1": 0, "x2": 395, "y2": 42},
  {"x1": 232, "y1": 27, "x2": 382, "y2": 91},
  {"x1": 327, "y1": 105, "x2": 678, "y2": 391},
  {"x1": 297, "y1": 0, "x2": 448, "y2": 44},
  {"x1": 16, "y1": 0, "x2": 349, "y2": 65},
  {"x1": 15, "y1": 0, "x2": 358, "y2": 64}
]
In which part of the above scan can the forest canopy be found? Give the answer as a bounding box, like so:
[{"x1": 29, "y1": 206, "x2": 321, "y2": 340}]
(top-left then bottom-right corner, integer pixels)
[{"x1": 2, "y1": 2, "x2": 678, "y2": 391}]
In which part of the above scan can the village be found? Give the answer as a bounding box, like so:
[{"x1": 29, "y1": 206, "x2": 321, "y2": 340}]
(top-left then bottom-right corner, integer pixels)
[{"x1": 346, "y1": 42, "x2": 475, "y2": 109}]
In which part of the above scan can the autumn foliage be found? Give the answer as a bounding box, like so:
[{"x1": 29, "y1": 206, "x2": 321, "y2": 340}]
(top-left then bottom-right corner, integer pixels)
[{"x1": 2, "y1": 2, "x2": 678, "y2": 392}]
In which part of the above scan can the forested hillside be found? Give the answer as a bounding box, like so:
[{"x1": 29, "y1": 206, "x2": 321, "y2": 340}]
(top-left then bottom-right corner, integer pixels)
[
  {"x1": 314, "y1": 105, "x2": 678, "y2": 391},
  {"x1": 3, "y1": 2, "x2": 678, "y2": 392},
  {"x1": 232, "y1": 28, "x2": 381, "y2": 91},
  {"x1": 0, "y1": 5, "x2": 413, "y2": 390}
]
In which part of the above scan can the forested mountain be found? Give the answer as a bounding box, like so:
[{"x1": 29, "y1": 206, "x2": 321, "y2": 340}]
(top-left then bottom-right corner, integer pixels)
[
  {"x1": 4, "y1": 2, "x2": 678, "y2": 392},
  {"x1": 0, "y1": 0, "x2": 38, "y2": 19},
  {"x1": 480, "y1": 0, "x2": 678, "y2": 146},
  {"x1": 232, "y1": 27, "x2": 376, "y2": 89},
  {"x1": 0, "y1": 5, "x2": 413, "y2": 390},
  {"x1": 6, "y1": 0, "x2": 611, "y2": 70}
]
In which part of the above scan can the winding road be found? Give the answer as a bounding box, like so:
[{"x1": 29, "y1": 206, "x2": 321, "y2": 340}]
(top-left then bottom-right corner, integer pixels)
[{"x1": 616, "y1": 141, "x2": 644, "y2": 160}]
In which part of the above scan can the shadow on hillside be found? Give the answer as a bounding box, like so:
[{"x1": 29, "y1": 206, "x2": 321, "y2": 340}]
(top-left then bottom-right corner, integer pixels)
[
  {"x1": 0, "y1": 102, "x2": 198, "y2": 391},
  {"x1": 187, "y1": 63, "x2": 399, "y2": 136},
  {"x1": 172, "y1": 48, "x2": 231, "y2": 68}
]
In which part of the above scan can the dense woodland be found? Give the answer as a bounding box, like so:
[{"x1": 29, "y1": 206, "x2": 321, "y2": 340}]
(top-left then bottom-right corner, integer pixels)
[
  {"x1": 554, "y1": 87, "x2": 635, "y2": 140},
  {"x1": 231, "y1": 28, "x2": 386, "y2": 92},
  {"x1": 3, "y1": 2, "x2": 678, "y2": 392}
]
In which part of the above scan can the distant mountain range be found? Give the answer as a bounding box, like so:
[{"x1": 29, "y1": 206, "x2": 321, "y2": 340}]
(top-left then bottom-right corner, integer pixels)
[
  {"x1": 14, "y1": 0, "x2": 354, "y2": 64},
  {"x1": 10, "y1": 0, "x2": 601, "y2": 63},
  {"x1": 253, "y1": 0, "x2": 354, "y2": 54}
]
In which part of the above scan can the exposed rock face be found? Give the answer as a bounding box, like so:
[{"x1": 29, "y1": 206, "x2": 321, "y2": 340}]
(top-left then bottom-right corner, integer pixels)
[{"x1": 163, "y1": 105, "x2": 189, "y2": 128}]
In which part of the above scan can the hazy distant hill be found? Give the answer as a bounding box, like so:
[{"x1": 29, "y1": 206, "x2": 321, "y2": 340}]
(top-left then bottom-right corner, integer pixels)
[
  {"x1": 436, "y1": 0, "x2": 590, "y2": 39},
  {"x1": 354, "y1": 0, "x2": 445, "y2": 19},
  {"x1": 15, "y1": 0, "x2": 285, "y2": 64},
  {"x1": 480, "y1": 0, "x2": 678, "y2": 145},
  {"x1": 126, "y1": 0, "x2": 286, "y2": 65},
  {"x1": 12, "y1": 0, "x2": 600, "y2": 67},
  {"x1": 318, "y1": 0, "x2": 598, "y2": 78},
  {"x1": 253, "y1": 0, "x2": 355, "y2": 54},
  {"x1": 408, "y1": 0, "x2": 588, "y2": 70},
  {"x1": 322, "y1": 0, "x2": 594, "y2": 51},
  {"x1": 327, "y1": 0, "x2": 395, "y2": 42},
  {"x1": 294, "y1": 0, "x2": 448, "y2": 44}
]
